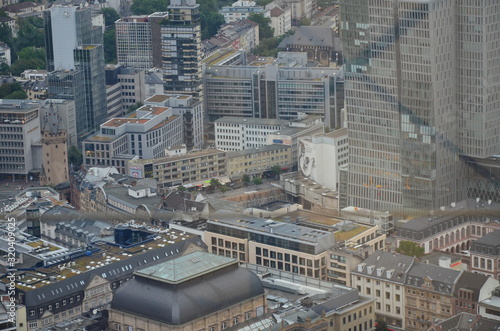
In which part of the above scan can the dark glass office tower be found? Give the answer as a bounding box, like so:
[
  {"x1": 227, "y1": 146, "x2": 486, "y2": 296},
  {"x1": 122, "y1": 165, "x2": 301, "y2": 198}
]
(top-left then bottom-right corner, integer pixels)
[{"x1": 340, "y1": 0, "x2": 500, "y2": 216}]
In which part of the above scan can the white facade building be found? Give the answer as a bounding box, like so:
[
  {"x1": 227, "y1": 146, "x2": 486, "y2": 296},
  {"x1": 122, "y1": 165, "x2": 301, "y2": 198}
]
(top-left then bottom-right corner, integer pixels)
[
  {"x1": 214, "y1": 116, "x2": 288, "y2": 151},
  {"x1": 298, "y1": 128, "x2": 348, "y2": 191}
]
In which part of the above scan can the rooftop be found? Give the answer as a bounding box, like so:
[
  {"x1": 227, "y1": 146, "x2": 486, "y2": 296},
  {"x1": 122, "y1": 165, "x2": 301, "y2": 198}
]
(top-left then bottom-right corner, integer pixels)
[
  {"x1": 208, "y1": 210, "x2": 335, "y2": 249},
  {"x1": 135, "y1": 251, "x2": 237, "y2": 284},
  {"x1": 215, "y1": 116, "x2": 288, "y2": 126}
]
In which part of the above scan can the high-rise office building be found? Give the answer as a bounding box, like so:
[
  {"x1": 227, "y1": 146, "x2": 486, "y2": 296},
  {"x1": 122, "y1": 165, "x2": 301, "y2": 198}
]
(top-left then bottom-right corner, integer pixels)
[
  {"x1": 161, "y1": 0, "x2": 202, "y2": 97},
  {"x1": 340, "y1": 0, "x2": 500, "y2": 215},
  {"x1": 115, "y1": 12, "x2": 167, "y2": 69},
  {"x1": 44, "y1": 2, "x2": 107, "y2": 143}
]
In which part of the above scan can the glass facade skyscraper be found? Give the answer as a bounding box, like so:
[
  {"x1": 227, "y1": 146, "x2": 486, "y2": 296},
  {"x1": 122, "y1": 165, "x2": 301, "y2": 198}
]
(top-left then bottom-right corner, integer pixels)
[
  {"x1": 45, "y1": 3, "x2": 107, "y2": 143},
  {"x1": 340, "y1": 0, "x2": 500, "y2": 215}
]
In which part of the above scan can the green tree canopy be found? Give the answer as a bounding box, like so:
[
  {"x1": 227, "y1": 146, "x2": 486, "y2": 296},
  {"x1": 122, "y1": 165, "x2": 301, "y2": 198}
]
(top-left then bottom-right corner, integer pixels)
[
  {"x1": 0, "y1": 63, "x2": 10, "y2": 75},
  {"x1": 396, "y1": 241, "x2": 425, "y2": 258},
  {"x1": 0, "y1": 82, "x2": 24, "y2": 98},
  {"x1": 131, "y1": 0, "x2": 169, "y2": 15},
  {"x1": 104, "y1": 28, "x2": 117, "y2": 63},
  {"x1": 14, "y1": 17, "x2": 45, "y2": 50},
  {"x1": 10, "y1": 58, "x2": 44, "y2": 76},
  {"x1": 200, "y1": 11, "x2": 225, "y2": 40},
  {"x1": 101, "y1": 8, "x2": 120, "y2": 27},
  {"x1": 375, "y1": 320, "x2": 388, "y2": 331},
  {"x1": 248, "y1": 13, "x2": 274, "y2": 40},
  {"x1": 5, "y1": 90, "x2": 27, "y2": 99},
  {"x1": 271, "y1": 165, "x2": 282, "y2": 177},
  {"x1": 253, "y1": 36, "x2": 282, "y2": 57},
  {"x1": 242, "y1": 174, "x2": 251, "y2": 185},
  {"x1": 252, "y1": 177, "x2": 263, "y2": 185},
  {"x1": 68, "y1": 146, "x2": 83, "y2": 170}
]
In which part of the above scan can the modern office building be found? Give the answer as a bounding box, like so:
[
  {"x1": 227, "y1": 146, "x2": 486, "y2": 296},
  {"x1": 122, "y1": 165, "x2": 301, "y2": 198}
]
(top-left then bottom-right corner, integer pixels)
[
  {"x1": 115, "y1": 12, "x2": 167, "y2": 69},
  {"x1": 44, "y1": 2, "x2": 107, "y2": 143},
  {"x1": 161, "y1": 0, "x2": 202, "y2": 98},
  {"x1": 214, "y1": 116, "x2": 288, "y2": 151},
  {"x1": 204, "y1": 52, "x2": 343, "y2": 125},
  {"x1": 340, "y1": 0, "x2": 500, "y2": 216},
  {"x1": 105, "y1": 65, "x2": 146, "y2": 118},
  {"x1": 82, "y1": 104, "x2": 183, "y2": 173},
  {"x1": 0, "y1": 100, "x2": 42, "y2": 182},
  {"x1": 144, "y1": 94, "x2": 204, "y2": 149}
]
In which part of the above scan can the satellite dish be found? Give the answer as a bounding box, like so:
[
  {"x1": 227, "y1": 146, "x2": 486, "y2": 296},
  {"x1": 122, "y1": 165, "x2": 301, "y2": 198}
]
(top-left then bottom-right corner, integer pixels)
[{"x1": 92, "y1": 309, "x2": 98, "y2": 315}]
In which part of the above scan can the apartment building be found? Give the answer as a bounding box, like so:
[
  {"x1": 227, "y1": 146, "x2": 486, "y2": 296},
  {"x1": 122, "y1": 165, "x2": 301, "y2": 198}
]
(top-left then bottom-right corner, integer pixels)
[
  {"x1": 153, "y1": 149, "x2": 227, "y2": 188},
  {"x1": 353, "y1": 251, "x2": 500, "y2": 331},
  {"x1": 227, "y1": 144, "x2": 291, "y2": 180},
  {"x1": 220, "y1": 0, "x2": 266, "y2": 23},
  {"x1": 469, "y1": 229, "x2": 500, "y2": 280},
  {"x1": 83, "y1": 105, "x2": 183, "y2": 173}
]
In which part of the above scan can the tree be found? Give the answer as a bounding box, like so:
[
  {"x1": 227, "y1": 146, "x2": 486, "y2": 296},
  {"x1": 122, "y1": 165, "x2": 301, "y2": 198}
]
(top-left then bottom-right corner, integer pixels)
[
  {"x1": 220, "y1": 186, "x2": 229, "y2": 193},
  {"x1": 126, "y1": 102, "x2": 143, "y2": 114},
  {"x1": 14, "y1": 17, "x2": 45, "y2": 50},
  {"x1": 252, "y1": 177, "x2": 263, "y2": 185},
  {"x1": 248, "y1": 13, "x2": 274, "y2": 40},
  {"x1": 102, "y1": 8, "x2": 120, "y2": 27},
  {"x1": 375, "y1": 320, "x2": 388, "y2": 331},
  {"x1": 104, "y1": 28, "x2": 117, "y2": 63},
  {"x1": 5, "y1": 90, "x2": 27, "y2": 99},
  {"x1": 253, "y1": 36, "x2": 283, "y2": 57},
  {"x1": 0, "y1": 82, "x2": 23, "y2": 99},
  {"x1": 209, "y1": 178, "x2": 222, "y2": 188},
  {"x1": 255, "y1": 0, "x2": 273, "y2": 6},
  {"x1": 131, "y1": 0, "x2": 169, "y2": 15},
  {"x1": 200, "y1": 11, "x2": 225, "y2": 40},
  {"x1": 177, "y1": 185, "x2": 186, "y2": 192},
  {"x1": 242, "y1": 174, "x2": 251, "y2": 186},
  {"x1": 68, "y1": 146, "x2": 83, "y2": 170},
  {"x1": 0, "y1": 63, "x2": 10, "y2": 75},
  {"x1": 299, "y1": 17, "x2": 311, "y2": 26},
  {"x1": 270, "y1": 165, "x2": 282, "y2": 177},
  {"x1": 10, "y1": 58, "x2": 44, "y2": 76},
  {"x1": 396, "y1": 241, "x2": 425, "y2": 258}
]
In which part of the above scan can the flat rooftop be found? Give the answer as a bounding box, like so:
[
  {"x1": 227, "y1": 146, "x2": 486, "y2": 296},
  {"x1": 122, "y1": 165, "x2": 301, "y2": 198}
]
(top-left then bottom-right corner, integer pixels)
[
  {"x1": 215, "y1": 116, "x2": 288, "y2": 126},
  {"x1": 135, "y1": 251, "x2": 236, "y2": 284},
  {"x1": 208, "y1": 210, "x2": 334, "y2": 245}
]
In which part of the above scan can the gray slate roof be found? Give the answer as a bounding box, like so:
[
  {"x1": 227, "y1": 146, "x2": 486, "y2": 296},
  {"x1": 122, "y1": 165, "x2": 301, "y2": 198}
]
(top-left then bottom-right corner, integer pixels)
[
  {"x1": 354, "y1": 251, "x2": 414, "y2": 283},
  {"x1": 278, "y1": 26, "x2": 341, "y2": 50},
  {"x1": 111, "y1": 253, "x2": 264, "y2": 325},
  {"x1": 21, "y1": 237, "x2": 206, "y2": 309}
]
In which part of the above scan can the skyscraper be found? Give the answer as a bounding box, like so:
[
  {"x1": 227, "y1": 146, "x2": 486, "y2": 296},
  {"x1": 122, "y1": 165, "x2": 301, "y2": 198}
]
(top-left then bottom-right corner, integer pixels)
[
  {"x1": 340, "y1": 0, "x2": 500, "y2": 215},
  {"x1": 44, "y1": 2, "x2": 107, "y2": 143},
  {"x1": 161, "y1": 0, "x2": 202, "y2": 97}
]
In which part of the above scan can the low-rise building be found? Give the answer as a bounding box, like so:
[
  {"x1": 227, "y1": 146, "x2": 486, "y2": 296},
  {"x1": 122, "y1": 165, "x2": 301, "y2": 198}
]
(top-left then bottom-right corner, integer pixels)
[
  {"x1": 0, "y1": 42, "x2": 11, "y2": 66},
  {"x1": 395, "y1": 199, "x2": 500, "y2": 254},
  {"x1": 153, "y1": 149, "x2": 227, "y2": 188},
  {"x1": 469, "y1": 229, "x2": 500, "y2": 279},
  {"x1": 1, "y1": 236, "x2": 206, "y2": 331},
  {"x1": 353, "y1": 251, "x2": 500, "y2": 331},
  {"x1": 1, "y1": 1, "x2": 45, "y2": 18},
  {"x1": 227, "y1": 144, "x2": 292, "y2": 180},
  {"x1": 109, "y1": 251, "x2": 266, "y2": 331},
  {"x1": 215, "y1": 116, "x2": 288, "y2": 151},
  {"x1": 220, "y1": 0, "x2": 267, "y2": 23}
]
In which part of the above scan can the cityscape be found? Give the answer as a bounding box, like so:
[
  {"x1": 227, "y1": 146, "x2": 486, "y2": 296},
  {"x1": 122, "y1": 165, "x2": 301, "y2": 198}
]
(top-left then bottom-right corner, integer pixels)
[{"x1": 0, "y1": 0, "x2": 499, "y2": 330}]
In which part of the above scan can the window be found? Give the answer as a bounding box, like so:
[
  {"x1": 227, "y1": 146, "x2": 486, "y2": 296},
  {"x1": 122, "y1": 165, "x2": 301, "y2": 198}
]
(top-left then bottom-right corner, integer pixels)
[
  {"x1": 233, "y1": 316, "x2": 239, "y2": 325},
  {"x1": 221, "y1": 321, "x2": 227, "y2": 330},
  {"x1": 30, "y1": 310, "x2": 35, "y2": 316}
]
